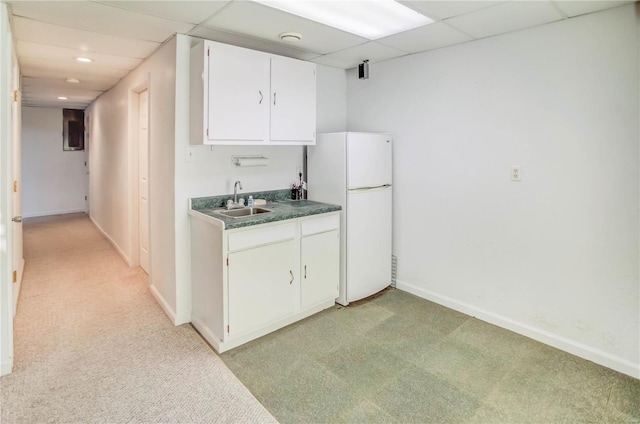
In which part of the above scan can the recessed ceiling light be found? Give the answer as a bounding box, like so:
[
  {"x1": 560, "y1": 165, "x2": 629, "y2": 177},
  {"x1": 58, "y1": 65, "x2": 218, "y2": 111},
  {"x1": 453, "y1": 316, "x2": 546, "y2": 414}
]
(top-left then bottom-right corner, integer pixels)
[
  {"x1": 254, "y1": 0, "x2": 433, "y2": 40},
  {"x1": 280, "y1": 32, "x2": 302, "y2": 42},
  {"x1": 76, "y1": 57, "x2": 92, "y2": 63},
  {"x1": 58, "y1": 96, "x2": 68, "y2": 100},
  {"x1": 65, "y1": 78, "x2": 80, "y2": 84}
]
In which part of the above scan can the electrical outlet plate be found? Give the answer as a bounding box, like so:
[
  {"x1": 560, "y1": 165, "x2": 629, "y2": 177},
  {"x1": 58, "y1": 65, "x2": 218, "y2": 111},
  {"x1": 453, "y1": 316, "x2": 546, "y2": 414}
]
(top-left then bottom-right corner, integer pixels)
[{"x1": 511, "y1": 166, "x2": 521, "y2": 182}]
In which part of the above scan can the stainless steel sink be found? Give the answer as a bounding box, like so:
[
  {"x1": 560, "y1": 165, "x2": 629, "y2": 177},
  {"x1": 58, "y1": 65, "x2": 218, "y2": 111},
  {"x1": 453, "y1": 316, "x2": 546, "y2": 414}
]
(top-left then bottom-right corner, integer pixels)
[{"x1": 216, "y1": 207, "x2": 272, "y2": 218}]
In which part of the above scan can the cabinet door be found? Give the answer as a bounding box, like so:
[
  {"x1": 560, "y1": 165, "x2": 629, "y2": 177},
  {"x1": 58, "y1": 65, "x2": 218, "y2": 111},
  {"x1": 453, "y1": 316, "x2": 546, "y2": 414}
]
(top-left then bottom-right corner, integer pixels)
[
  {"x1": 270, "y1": 58, "x2": 316, "y2": 144},
  {"x1": 228, "y1": 239, "x2": 297, "y2": 337},
  {"x1": 301, "y1": 230, "x2": 339, "y2": 309},
  {"x1": 208, "y1": 43, "x2": 270, "y2": 143}
]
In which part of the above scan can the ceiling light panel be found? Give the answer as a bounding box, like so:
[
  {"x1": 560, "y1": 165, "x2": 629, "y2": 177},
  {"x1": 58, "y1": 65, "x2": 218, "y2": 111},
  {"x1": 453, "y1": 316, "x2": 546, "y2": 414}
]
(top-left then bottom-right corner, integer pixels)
[
  {"x1": 204, "y1": 1, "x2": 367, "y2": 55},
  {"x1": 254, "y1": 0, "x2": 433, "y2": 40},
  {"x1": 399, "y1": 1, "x2": 502, "y2": 20}
]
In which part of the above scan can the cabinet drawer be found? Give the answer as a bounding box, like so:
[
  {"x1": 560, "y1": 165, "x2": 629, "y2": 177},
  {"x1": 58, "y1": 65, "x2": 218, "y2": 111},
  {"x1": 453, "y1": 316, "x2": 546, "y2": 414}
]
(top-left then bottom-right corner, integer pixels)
[
  {"x1": 301, "y1": 213, "x2": 340, "y2": 237},
  {"x1": 228, "y1": 222, "x2": 296, "y2": 252}
]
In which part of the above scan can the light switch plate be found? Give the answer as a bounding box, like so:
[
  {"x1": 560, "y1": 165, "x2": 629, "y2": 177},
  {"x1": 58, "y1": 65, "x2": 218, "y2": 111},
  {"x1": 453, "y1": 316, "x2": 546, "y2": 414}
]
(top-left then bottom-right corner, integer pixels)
[{"x1": 186, "y1": 146, "x2": 196, "y2": 162}]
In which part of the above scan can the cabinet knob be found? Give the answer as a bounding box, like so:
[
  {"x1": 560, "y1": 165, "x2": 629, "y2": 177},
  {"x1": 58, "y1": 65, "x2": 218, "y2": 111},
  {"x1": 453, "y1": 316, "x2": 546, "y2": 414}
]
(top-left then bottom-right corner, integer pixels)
[
  {"x1": 258, "y1": 90, "x2": 263, "y2": 104},
  {"x1": 289, "y1": 270, "x2": 293, "y2": 285}
]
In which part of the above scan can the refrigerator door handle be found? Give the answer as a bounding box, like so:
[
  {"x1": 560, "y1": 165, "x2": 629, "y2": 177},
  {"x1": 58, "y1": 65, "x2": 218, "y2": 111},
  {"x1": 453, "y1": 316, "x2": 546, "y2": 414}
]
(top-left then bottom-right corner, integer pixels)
[{"x1": 348, "y1": 184, "x2": 391, "y2": 192}]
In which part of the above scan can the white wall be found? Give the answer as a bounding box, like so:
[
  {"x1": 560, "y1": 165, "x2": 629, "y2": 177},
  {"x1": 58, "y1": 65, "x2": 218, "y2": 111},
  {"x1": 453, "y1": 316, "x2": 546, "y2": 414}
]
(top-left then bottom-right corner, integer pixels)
[
  {"x1": 347, "y1": 5, "x2": 639, "y2": 378},
  {"x1": 85, "y1": 36, "x2": 178, "y2": 320},
  {"x1": 21, "y1": 107, "x2": 86, "y2": 218},
  {"x1": 86, "y1": 33, "x2": 347, "y2": 325}
]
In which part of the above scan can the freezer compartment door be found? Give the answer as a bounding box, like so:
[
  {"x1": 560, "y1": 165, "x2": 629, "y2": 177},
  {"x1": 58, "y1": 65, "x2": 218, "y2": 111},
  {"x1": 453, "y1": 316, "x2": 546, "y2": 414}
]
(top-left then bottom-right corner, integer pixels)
[
  {"x1": 347, "y1": 133, "x2": 392, "y2": 190},
  {"x1": 346, "y1": 186, "x2": 392, "y2": 302}
]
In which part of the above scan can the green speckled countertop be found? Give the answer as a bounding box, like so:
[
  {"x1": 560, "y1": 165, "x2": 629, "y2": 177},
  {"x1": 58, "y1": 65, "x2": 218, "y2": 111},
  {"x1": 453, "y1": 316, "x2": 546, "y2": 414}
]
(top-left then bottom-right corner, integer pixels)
[{"x1": 190, "y1": 189, "x2": 341, "y2": 230}]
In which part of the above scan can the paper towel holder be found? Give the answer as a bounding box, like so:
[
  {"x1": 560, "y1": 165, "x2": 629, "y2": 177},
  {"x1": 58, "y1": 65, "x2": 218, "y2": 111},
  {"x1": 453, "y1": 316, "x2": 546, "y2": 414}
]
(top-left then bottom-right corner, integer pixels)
[{"x1": 232, "y1": 155, "x2": 269, "y2": 167}]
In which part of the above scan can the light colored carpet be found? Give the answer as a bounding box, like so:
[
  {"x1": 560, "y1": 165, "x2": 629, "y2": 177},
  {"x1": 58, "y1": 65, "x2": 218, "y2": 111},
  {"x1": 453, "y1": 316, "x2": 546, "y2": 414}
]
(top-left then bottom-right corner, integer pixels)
[{"x1": 0, "y1": 213, "x2": 277, "y2": 424}]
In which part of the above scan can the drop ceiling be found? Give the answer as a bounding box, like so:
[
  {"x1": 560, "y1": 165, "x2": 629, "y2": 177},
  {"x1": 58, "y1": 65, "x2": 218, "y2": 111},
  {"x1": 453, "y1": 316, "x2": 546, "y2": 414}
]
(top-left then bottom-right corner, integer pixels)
[{"x1": 5, "y1": 0, "x2": 634, "y2": 109}]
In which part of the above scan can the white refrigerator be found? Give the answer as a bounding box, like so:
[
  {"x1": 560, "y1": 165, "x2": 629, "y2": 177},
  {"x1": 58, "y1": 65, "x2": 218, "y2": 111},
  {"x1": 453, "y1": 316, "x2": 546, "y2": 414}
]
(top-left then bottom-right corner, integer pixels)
[{"x1": 307, "y1": 132, "x2": 392, "y2": 306}]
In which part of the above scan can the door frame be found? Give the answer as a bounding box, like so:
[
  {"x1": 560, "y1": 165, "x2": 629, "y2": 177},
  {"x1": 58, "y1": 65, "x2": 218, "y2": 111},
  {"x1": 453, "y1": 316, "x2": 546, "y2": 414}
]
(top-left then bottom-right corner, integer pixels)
[
  {"x1": 127, "y1": 79, "x2": 151, "y2": 277},
  {"x1": 0, "y1": 3, "x2": 15, "y2": 376},
  {"x1": 137, "y1": 88, "x2": 149, "y2": 274},
  {"x1": 10, "y1": 40, "x2": 22, "y2": 315}
]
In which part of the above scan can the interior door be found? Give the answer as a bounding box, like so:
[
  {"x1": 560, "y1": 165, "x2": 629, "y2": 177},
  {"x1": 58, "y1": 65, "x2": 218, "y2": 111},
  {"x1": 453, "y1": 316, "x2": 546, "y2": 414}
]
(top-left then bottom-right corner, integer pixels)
[
  {"x1": 138, "y1": 89, "x2": 149, "y2": 274},
  {"x1": 84, "y1": 112, "x2": 90, "y2": 213},
  {"x1": 11, "y1": 52, "x2": 22, "y2": 313}
]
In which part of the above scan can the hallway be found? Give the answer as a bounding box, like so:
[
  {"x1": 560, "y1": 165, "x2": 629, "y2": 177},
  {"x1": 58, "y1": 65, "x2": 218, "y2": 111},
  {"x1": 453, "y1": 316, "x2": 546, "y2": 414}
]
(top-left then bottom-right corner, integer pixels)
[{"x1": 0, "y1": 213, "x2": 275, "y2": 423}]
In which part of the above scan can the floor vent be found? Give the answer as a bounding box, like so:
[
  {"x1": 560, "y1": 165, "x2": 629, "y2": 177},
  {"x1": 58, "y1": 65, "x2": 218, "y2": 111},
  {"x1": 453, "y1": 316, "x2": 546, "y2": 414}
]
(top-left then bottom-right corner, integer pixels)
[{"x1": 391, "y1": 255, "x2": 397, "y2": 288}]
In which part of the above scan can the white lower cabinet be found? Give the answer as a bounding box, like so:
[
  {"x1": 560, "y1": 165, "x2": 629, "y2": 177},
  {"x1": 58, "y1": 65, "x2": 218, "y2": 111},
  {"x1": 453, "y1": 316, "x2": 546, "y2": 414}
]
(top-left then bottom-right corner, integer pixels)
[
  {"x1": 228, "y1": 238, "x2": 297, "y2": 336},
  {"x1": 301, "y1": 231, "x2": 339, "y2": 310},
  {"x1": 190, "y1": 211, "x2": 340, "y2": 353}
]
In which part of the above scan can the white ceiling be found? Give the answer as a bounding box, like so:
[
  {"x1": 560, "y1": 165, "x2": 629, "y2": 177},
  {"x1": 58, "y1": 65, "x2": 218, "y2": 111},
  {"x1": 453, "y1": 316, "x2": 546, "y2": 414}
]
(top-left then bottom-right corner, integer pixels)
[{"x1": 5, "y1": 0, "x2": 634, "y2": 109}]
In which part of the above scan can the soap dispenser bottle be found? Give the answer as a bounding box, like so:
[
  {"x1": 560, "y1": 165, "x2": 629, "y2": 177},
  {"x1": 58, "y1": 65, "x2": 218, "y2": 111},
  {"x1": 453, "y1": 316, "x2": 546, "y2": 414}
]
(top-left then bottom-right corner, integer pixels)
[{"x1": 248, "y1": 195, "x2": 254, "y2": 207}]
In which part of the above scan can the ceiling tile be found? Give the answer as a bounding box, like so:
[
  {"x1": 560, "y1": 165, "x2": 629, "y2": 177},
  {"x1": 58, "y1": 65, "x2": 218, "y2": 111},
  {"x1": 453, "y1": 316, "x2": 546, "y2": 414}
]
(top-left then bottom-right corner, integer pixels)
[
  {"x1": 445, "y1": 1, "x2": 564, "y2": 39},
  {"x1": 20, "y1": 57, "x2": 129, "y2": 80},
  {"x1": 23, "y1": 99, "x2": 91, "y2": 109},
  {"x1": 308, "y1": 55, "x2": 354, "y2": 69},
  {"x1": 12, "y1": 17, "x2": 160, "y2": 58},
  {"x1": 17, "y1": 40, "x2": 142, "y2": 71},
  {"x1": 400, "y1": 1, "x2": 505, "y2": 20},
  {"x1": 22, "y1": 85, "x2": 104, "y2": 100},
  {"x1": 9, "y1": 1, "x2": 194, "y2": 43},
  {"x1": 22, "y1": 76, "x2": 115, "y2": 92},
  {"x1": 190, "y1": 27, "x2": 319, "y2": 61},
  {"x1": 203, "y1": 1, "x2": 367, "y2": 55},
  {"x1": 377, "y1": 21, "x2": 473, "y2": 53},
  {"x1": 101, "y1": 1, "x2": 231, "y2": 25},
  {"x1": 319, "y1": 42, "x2": 409, "y2": 70},
  {"x1": 553, "y1": 1, "x2": 633, "y2": 17}
]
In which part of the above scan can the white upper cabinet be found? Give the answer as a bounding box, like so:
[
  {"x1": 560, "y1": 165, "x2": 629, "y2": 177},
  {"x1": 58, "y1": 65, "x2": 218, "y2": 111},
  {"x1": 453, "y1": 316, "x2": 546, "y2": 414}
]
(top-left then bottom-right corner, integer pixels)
[
  {"x1": 190, "y1": 40, "x2": 316, "y2": 146},
  {"x1": 270, "y1": 57, "x2": 316, "y2": 143},
  {"x1": 208, "y1": 43, "x2": 270, "y2": 143}
]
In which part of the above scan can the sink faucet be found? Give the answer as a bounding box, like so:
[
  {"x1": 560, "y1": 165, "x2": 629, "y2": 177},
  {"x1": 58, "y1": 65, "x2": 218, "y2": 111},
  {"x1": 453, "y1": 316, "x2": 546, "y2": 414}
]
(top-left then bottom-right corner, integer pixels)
[{"x1": 233, "y1": 180, "x2": 243, "y2": 204}]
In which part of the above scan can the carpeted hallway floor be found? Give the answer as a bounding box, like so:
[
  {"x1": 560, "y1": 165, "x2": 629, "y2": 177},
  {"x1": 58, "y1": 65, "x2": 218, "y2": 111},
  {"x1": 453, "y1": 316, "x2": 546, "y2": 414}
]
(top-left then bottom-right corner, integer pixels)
[{"x1": 0, "y1": 213, "x2": 276, "y2": 423}]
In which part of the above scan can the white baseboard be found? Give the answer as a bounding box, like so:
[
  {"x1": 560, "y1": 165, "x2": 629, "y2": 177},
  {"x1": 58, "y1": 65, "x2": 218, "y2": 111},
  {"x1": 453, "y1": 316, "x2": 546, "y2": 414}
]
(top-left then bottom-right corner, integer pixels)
[
  {"x1": 174, "y1": 309, "x2": 191, "y2": 326},
  {"x1": 0, "y1": 358, "x2": 12, "y2": 377},
  {"x1": 89, "y1": 215, "x2": 132, "y2": 266},
  {"x1": 396, "y1": 280, "x2": 640, "y2": 379},
  {"x1": 149, "y1": 284, "x2": 178, "y2": 325},
  {"x1": 23, "y1": 208, "x2": 86, "y2": 219}
]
